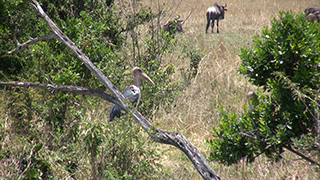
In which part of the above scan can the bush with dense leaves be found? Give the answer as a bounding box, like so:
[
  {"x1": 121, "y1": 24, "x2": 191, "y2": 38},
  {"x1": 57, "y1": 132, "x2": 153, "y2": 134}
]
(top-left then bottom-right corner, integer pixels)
[{"x1": 208, "y1": 12, "x2": 320, "y2": 165}]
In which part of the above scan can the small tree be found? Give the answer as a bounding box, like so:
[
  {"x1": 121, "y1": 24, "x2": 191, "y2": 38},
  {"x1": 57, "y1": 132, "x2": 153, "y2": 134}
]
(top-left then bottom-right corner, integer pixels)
[{"x1": 208, "y1": 12, "x2": 320, "y2": 166}]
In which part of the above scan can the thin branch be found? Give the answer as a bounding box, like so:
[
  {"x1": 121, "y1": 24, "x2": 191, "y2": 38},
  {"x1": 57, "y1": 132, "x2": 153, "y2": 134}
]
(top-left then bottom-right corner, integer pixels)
[
  {"x1": 163, "y1": 0, "x2": 183, "y2": 24},
  {"x1": 8, "y1": 34, "x2": 57, "y2": 54},
  {"x1": 181, "y1": 8, "x2": 195, "y2": 25},
  {"x1": 238, "y1": 125, "x2": 320, "y2": 167},
  {"x1": 239, "y1": 131, "x2": 257, "y2": 140},
  {"x1": 284, "y1": 145, "x2": 320, "y2": 167},
  {"x1": 0, "y1": 81, "x2": 118, "y2": 105}
]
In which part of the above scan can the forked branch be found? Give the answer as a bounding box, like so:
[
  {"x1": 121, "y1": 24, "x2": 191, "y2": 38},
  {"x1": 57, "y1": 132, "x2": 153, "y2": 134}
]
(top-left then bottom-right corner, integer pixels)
[
  {"x1": 0, "y1": 81, "x2": 118, "y2": 105},
  {"x1": 8, "y1": 33, "x2": 57, "y2": 54}
]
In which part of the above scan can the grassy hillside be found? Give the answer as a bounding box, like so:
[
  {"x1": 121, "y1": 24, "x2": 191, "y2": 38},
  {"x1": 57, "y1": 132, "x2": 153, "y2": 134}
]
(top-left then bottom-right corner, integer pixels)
[{"x1": 138, "y1": 0, "x2": 320, "y2": 179}]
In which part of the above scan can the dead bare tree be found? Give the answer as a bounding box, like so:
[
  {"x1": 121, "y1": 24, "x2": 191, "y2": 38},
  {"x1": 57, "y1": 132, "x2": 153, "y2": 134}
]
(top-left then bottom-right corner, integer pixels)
[{"x1": 3, "y1": 1, "x2": 221, "y2": 179}]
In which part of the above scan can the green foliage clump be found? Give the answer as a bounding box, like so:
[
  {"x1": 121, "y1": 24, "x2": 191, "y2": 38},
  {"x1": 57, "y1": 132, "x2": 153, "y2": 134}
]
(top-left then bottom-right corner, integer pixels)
[
  {"x1": 208, "y1": 12, "x2": 320, "y2": 165},
  {"x1": 80, "y1": 118, "x2": 166, "y2": 180}
]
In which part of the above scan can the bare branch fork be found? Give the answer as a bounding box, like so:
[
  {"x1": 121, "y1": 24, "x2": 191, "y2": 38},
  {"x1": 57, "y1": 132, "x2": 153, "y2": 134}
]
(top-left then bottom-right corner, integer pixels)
[
  {"x1": 0, "y1": 81, "x2": 118, "y2": 105},
  {"x1": 2, "y1": 1, "x2": 221, "y2": 179},
  {"x1": 8, "y1": 33, "x2": 57, "y2": 54}
]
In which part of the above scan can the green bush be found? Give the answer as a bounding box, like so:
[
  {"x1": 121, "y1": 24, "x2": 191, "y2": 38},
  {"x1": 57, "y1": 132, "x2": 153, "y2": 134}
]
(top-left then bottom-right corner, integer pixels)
[
  {"x1": 80, "y1": 117, "x2": 165, "y2": 180},
  {"x1": 208, "y1": 12, "x2": 320, "y2": 165}
]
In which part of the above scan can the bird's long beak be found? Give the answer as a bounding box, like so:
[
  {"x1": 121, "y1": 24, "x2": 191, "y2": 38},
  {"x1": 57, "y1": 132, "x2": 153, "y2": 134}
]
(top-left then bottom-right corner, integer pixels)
[{"x1": 141, "y1": 73, "x2": 155, "y2": 86}]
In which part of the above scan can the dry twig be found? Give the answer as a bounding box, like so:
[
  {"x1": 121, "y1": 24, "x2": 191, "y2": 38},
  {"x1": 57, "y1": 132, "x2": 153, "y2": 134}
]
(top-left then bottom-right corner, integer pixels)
[{"x1": 8, "y1": 34, "x2": 57, "y2": 54}]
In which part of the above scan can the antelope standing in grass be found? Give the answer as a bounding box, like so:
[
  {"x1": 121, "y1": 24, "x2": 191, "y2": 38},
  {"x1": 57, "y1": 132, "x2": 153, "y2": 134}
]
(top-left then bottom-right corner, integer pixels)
[{"x1": 206, "y1": 3, "x2": 227, "y2": 33}]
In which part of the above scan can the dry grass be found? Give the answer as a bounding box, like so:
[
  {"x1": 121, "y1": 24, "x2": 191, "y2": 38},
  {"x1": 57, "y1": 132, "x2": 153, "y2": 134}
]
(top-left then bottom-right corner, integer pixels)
[{"x1": 137, "y1": 0, "x2": 320, "y2": 179}]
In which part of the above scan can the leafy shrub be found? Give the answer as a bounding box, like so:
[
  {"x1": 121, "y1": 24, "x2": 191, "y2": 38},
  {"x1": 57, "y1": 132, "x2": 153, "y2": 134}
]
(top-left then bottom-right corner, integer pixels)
[
  {"x1": 208, "y1": 12, "x2": 320, "y2": 165},
  {"x1": 80, "y1": 117, "x2": 165, "y2": 180}
]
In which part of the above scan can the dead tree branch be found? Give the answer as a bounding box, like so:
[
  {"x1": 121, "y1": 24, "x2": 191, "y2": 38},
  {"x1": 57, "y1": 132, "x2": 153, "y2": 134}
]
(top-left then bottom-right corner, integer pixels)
[
  {"x1": 0, "y1": 81, "x2": 118, "y2": 105},
  {"x1": 4, "y1": 1, "x2": 221, "y2": 179},
  {"x1": 8, "y1": 33, "x2": 57, "y2": 54},
  {"x1": 284, "y1": 145, "x2": 320, "y2": 167},
  {"x1": 181, "y1": 8, "x2": 195, "y2": 25},
  {"x1": 237, "y1": 128, "x2": 320, "y2": 167}
]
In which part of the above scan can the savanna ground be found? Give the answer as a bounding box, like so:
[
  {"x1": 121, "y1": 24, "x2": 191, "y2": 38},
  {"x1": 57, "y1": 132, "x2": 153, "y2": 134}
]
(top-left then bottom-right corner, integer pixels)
[{"x1": 133, "y1": 0, "x2": 319, "y2": 179}]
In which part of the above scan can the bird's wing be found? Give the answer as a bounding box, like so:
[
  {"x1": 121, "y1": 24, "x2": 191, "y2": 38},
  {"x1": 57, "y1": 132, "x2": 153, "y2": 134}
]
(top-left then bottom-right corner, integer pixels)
[
  {"x1": 122, "y1": 85, "x2": 141, "y2": 104},
  {"x1": 109, "y1": 85, "x2": 141, "y2": 122}
]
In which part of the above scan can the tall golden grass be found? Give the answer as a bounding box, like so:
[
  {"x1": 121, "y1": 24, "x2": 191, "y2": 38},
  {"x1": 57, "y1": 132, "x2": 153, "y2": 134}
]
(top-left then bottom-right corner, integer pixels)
[{"x1": 139, "y1": 0, "x2": 320, "y2": 179}]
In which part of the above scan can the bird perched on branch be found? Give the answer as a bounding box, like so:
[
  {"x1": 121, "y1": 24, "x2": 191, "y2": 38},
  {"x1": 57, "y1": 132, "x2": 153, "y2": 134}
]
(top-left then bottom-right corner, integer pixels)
[{"x1": 109, "y1": 67, "x2": 155, "y2": 122}]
